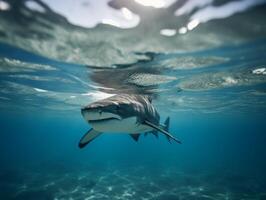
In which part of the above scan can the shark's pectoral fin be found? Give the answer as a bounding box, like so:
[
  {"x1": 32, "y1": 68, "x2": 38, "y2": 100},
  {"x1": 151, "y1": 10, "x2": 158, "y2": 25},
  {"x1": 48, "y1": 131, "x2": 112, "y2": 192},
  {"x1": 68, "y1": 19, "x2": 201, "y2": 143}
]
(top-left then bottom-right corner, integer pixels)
[
  {"x1": 130, "y1": 134, "x2": 140, "y2": 142},
  {"x1": 79, "y1": 128, "x2": 102, "y2": 149},
  {"x1": 143, "y1": 120, "x2": 181, "y2": 144}
]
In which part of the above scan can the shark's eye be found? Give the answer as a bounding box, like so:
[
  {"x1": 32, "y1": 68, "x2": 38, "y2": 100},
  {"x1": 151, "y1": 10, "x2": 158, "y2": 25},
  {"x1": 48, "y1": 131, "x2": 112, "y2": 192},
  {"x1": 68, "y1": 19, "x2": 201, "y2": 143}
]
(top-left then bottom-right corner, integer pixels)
[
  {"x1": 116, "y1": 105, "x2": 120, "y2": 110},
  {"x1": 99, "y1": 110, "x2": 102, "y2": 115}
]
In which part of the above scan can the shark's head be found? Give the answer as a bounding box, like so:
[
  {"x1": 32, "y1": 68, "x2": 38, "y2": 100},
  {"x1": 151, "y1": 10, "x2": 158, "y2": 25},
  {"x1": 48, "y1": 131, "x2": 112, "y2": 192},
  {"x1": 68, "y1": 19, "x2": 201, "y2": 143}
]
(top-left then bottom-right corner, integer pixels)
[
  {"x1": 81, "y1": 101, "x2": 123, "y2": 124},
  {"x1": 81, "y1": 95, "x2": 156, "y2": 129}
]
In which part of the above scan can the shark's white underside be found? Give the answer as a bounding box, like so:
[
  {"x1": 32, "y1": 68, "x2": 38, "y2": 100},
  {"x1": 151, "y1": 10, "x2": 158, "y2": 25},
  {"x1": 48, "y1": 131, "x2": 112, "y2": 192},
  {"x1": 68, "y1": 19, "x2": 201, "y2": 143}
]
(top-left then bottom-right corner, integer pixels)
[{"x1": 89, "y1": 117, "x2": 153, "y2": 133}]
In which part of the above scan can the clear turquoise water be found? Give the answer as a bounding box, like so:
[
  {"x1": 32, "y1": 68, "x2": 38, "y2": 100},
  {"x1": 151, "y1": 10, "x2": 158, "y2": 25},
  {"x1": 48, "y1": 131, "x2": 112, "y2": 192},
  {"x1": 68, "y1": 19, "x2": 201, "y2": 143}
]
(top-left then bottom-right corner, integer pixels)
[{"x1": 1, "y1": 1, "x2": 266, "y2": 199}]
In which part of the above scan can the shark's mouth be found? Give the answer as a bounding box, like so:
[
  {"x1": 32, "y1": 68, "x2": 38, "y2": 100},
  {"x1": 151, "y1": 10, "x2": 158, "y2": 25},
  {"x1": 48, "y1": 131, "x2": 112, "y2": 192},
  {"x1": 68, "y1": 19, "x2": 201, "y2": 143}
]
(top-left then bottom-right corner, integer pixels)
[{"x1": 88, "y1": 117, "x2": 120, "y2": 123}]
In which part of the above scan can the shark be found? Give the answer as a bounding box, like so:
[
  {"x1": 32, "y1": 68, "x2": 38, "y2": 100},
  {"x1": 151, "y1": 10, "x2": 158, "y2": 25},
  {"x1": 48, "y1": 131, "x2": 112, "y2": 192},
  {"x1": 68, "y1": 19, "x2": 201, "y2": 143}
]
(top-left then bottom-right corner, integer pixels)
[{"x1": 78, "y1": 94, "x2": 181, "y2": 148}]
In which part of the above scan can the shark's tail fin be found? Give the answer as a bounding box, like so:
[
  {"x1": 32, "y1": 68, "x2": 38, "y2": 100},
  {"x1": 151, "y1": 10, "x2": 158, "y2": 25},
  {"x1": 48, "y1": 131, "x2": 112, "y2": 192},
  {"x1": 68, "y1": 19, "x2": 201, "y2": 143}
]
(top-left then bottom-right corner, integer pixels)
[
  {"x1": 144, "y1": 118, "x2": 181, "y2": 144},
  {"x1": 145, "y1": 117, "x2": 169, "y2": 139}
]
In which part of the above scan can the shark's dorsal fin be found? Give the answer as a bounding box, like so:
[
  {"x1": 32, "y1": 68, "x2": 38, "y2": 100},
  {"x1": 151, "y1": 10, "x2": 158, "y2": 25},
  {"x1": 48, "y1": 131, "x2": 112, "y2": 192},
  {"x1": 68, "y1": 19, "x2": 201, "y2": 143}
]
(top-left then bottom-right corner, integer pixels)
[
  {"x1": 130, "y1": 134, "x2": 140, "y2": 142},
  {"x1": 143, "y1": 120, "x2": 181, "y2": 144},
  {"x1": 79, "y1": 128, "x2": 102, "y2": 148}
]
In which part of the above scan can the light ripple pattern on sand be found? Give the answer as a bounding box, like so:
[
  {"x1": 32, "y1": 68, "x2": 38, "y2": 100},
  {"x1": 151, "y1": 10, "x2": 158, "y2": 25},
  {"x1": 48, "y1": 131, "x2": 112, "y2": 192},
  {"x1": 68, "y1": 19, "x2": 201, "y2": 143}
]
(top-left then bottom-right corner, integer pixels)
[{"x1": 1, "y1": 165, "x2": 265, "y2": 200}]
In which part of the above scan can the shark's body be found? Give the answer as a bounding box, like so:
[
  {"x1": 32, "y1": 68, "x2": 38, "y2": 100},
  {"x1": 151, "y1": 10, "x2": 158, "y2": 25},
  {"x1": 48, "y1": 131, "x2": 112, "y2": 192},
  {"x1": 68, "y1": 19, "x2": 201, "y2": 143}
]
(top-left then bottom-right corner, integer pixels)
[{"x1": 79, "y1": 94, "x2": 181, "y2": 148}]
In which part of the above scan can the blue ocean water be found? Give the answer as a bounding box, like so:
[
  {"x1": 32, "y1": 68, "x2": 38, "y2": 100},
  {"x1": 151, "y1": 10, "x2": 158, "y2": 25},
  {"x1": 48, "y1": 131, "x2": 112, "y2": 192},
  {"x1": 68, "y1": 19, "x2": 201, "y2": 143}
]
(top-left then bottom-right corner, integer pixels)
[{"x1": 1, "y1": 0, "x2": 266, "y2": 199}]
